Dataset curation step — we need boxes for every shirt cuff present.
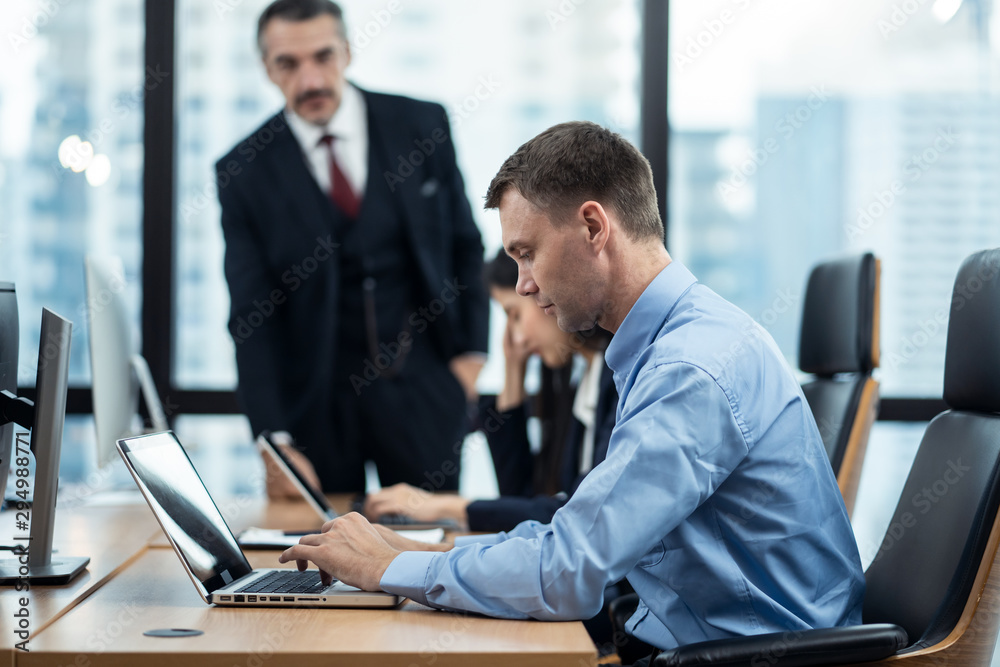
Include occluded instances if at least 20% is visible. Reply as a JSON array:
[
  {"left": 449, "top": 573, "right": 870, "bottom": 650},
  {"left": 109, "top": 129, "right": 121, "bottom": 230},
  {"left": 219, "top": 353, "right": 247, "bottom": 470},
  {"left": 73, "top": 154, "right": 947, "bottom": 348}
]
[
  {"left": 380, "top": 550, "right": 441, "bottom": 604},
  {"left": 453, "top": 533, "right": 504, "bottom": 548}
]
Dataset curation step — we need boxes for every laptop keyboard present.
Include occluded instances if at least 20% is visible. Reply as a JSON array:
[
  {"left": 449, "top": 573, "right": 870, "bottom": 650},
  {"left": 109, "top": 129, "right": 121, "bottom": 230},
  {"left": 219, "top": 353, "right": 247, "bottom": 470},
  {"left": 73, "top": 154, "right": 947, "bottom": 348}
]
[{"left": 235, "top": 570, "right": 331, "bottom": 595}]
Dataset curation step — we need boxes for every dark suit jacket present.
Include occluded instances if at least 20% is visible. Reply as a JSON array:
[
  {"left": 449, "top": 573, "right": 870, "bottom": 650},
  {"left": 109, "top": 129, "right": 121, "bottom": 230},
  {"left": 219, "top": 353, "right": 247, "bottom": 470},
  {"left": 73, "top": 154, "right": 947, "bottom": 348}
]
[
  {"left": 467, "top": 360, "right": 618, "bottom": 532},
  {"left": 216, "top": 87, "right": 489, "bottom": 453}
]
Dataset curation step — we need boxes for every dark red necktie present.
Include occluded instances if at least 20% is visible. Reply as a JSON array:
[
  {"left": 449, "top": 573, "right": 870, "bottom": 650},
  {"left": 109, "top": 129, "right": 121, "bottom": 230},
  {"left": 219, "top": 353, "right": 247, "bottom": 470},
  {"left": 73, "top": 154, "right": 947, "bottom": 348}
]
[{"left": 319, "top": 135, "right": 361, "bottom": 219}]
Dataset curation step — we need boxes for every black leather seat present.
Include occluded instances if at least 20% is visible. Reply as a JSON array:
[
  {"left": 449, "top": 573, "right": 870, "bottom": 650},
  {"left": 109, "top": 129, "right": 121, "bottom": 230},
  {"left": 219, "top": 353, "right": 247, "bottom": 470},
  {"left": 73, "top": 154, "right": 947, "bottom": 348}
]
[
  {"left": 651, "top": 247, "right": 1000, "bottom": 667},
  {"left": 798, "top": 253, "right": 880, "bottom": 516}
]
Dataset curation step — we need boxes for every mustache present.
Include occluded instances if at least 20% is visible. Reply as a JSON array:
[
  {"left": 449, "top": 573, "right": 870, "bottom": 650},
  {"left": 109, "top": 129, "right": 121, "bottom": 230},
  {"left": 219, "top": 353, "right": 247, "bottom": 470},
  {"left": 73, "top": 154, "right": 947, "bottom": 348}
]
[{"left": 295, "top": 89, "right": 334, "bottom": 106}]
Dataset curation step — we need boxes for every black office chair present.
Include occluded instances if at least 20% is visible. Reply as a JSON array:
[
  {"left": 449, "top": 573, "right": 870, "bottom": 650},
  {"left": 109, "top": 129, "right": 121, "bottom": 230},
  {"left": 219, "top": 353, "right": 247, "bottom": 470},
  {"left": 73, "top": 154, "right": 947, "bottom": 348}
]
[
  {"left": 798, "top": 253, "right": 880, "bottom": 517},
  {"left": 650, "top": 248, "right": 1000, "bottom": 667}
]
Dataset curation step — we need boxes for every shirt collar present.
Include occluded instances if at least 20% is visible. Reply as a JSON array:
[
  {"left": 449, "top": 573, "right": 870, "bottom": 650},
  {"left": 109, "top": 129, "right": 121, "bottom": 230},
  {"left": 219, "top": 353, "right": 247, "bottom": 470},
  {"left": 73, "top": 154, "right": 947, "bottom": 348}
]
[
  {"left": 605, "top": 261, "right": 698, "bottom": 380},
  {"left": 284, "top": 82, "right": 366, "bottom": 149}
]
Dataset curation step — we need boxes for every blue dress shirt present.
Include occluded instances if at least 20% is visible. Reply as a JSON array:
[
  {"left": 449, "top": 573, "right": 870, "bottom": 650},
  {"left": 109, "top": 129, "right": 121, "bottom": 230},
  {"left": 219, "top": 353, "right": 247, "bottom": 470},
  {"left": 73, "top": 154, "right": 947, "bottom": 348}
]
[{"left": 380, "top": 262, "right": 865, "bottom": 649}]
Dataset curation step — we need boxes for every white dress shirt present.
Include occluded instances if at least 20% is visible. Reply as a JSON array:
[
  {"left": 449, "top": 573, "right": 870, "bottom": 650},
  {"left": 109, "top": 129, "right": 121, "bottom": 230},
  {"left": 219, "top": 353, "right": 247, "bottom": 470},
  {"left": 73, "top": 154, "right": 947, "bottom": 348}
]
[
  {"left": 572, "top": 351, "right": 604, "bottom": 475},
  {"left": 284, "top": 82, "right": 368, "bottom": 198}
]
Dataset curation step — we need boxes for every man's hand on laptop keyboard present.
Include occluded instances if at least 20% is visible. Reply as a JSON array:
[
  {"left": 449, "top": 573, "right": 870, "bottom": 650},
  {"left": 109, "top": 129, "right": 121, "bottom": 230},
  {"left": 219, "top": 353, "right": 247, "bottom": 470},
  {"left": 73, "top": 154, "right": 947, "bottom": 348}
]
[{"left": 278, "top": 513, "right": 450, "bottom": 591}]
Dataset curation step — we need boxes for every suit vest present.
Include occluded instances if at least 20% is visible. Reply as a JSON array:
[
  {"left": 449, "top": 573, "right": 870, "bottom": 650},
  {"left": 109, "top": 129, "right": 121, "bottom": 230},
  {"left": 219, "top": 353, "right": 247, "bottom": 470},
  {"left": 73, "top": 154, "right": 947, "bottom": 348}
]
[{"left": 333, "top": 122, "right": 419, "bottom": 383}]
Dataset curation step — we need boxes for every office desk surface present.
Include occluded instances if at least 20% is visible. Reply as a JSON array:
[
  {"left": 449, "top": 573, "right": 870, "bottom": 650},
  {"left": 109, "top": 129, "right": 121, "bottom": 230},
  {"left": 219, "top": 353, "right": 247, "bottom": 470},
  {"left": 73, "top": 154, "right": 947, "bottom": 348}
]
[
  {"left": 21, "top": 545, "right": 597, "bottom": 667},
  {"left": 12, "top": 495, "right": 597, "bottom": 667},
  {"left": 1, "top": 504, "right": 160, "bottom": 667}
]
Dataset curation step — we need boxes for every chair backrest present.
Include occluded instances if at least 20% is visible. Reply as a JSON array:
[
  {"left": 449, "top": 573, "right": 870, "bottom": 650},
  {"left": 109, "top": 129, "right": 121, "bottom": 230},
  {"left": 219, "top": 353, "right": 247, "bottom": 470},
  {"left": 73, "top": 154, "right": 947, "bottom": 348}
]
[
  {"left": 798, "top": 253, "right": 880, "bottom": 514},
  {"left": 862, "top": 248, "right": 1000, "bottom": 651}
]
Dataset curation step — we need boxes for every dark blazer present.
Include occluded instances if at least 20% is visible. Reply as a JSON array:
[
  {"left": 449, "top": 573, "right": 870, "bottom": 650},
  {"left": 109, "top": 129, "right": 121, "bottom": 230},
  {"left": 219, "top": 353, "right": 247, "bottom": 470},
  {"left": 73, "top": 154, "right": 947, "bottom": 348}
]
[
  {"left": 467, "top": 360, "right": 618, "bottom": 532},
  {"left": 216, "top": 87, "right": 489, "bottom": 452}
]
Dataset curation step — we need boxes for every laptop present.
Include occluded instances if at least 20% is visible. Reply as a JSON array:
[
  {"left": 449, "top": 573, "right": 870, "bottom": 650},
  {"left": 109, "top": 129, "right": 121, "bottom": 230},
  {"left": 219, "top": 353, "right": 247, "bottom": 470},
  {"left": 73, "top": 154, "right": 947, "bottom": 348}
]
[
  {"left": 117, "top": 431, "right": 402, "bottom": 608},
  {"left": 257, "top": 431, "right": 459, "bottom": 531}
]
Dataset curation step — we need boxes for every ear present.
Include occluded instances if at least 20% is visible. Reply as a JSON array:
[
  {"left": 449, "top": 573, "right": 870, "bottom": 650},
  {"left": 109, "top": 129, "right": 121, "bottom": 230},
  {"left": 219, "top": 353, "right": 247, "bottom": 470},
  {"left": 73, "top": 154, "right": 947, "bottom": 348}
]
[{"left": 578, "top": 201, "right": 610, "bottom": 255}]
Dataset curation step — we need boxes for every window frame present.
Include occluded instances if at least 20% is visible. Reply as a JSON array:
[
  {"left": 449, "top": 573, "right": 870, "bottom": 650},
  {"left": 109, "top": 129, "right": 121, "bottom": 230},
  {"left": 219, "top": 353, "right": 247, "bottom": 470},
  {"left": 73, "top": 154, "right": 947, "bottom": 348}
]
[{"left": 56, "top": 0, "right": 942, "bottom": 424}]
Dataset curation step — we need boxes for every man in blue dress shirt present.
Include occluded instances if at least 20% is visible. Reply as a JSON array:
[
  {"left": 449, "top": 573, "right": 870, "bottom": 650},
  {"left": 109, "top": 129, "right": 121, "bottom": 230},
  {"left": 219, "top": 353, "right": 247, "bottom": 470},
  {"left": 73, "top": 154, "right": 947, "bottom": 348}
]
[{"left": 280, "top": 121, "right": 865, "bottom": 653}]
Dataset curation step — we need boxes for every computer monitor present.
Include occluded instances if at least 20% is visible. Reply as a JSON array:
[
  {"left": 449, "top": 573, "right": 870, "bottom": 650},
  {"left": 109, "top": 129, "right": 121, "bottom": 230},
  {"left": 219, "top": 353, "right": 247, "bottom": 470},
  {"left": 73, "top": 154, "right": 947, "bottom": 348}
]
[
  {"left": 0, "top": 307, "right": 90, "bottom": 584},
  {"left": 0, "top": 283, "right": 17, "bottom": 503},
  {"left": 84, "top": 255, "right": 167, "bottom": 469}
]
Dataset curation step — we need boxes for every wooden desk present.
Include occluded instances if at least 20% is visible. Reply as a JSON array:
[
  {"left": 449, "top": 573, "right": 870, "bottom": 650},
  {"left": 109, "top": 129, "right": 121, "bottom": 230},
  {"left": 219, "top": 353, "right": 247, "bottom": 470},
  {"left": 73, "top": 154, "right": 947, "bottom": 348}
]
[
  {"left": 1, "top": 504, "right": 160, "bottom": 667},
  {"left": 22, "top": 549, "right": 595, "bottom": 667},
  {"left": 13, "top": 497, "right": 598, "bottom": 667}
]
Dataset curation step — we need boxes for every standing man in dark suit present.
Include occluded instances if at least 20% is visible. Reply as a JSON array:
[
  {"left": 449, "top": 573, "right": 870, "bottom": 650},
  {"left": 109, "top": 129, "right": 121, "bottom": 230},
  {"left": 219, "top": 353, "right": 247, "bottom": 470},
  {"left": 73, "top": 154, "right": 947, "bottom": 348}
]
[{"left": 216, "top": 0, "right": 489, "bottom": 493}]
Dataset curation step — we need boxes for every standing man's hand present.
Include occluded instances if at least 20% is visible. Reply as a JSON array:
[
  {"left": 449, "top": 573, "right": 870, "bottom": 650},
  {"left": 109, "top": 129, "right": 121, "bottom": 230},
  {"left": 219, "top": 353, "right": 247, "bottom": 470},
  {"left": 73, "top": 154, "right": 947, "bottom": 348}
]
[
  {"left": 449, "top": 353, "right": 485, "bottom": 401},
  {"left": 365, "top": 483, "right": 471, "bottom": 524},
  {"left": 278, "top": 513, "right": 401, "bottom": 590}
]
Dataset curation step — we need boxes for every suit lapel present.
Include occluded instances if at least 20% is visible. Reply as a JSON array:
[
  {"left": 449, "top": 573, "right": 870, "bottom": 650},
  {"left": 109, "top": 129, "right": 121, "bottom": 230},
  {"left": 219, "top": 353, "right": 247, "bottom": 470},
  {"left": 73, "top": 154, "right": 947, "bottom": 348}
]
[
  {"left": 361, "top": 89, "right": 424, "bottom": 227},
  {"left": 361, "top": 88, "right": 442, "bottom": 295}
]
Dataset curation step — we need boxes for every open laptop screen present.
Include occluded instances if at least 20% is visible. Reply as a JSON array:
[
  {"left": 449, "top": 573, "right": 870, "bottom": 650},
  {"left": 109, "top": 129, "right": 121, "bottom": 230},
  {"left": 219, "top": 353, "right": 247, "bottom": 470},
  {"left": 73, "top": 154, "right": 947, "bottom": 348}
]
[
  {"left": 118, "top": 432, "right": 252, "bottom": 592},
  {"left": 257, "top": 432, "right": 336, "bottom": 521}
]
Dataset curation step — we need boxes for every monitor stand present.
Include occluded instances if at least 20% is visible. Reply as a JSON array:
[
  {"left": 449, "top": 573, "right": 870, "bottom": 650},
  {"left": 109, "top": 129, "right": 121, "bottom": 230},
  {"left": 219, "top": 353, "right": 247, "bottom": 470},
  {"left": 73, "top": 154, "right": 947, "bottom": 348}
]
[
  {"left": 0, "top": 310, "right": 90, "bottom": 585},
  {"left": 0, "top": 553, "right": 91, "bottom": 585}
]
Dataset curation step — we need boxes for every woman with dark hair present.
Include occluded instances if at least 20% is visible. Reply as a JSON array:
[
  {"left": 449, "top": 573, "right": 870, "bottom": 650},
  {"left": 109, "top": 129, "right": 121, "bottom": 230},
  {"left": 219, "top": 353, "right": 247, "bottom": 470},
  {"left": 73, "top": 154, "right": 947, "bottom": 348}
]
[
  {"left": 364, "top": 248, "right": 617, "bottom": 532},
  {"left": 369, "top": 248, "right": 627, "bottom": 652}
]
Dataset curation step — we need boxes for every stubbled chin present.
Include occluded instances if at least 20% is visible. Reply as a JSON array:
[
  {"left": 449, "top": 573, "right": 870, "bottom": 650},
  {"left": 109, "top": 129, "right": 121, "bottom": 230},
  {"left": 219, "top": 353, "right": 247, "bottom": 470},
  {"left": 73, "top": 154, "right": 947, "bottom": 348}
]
[{"left": 297, "top": 102, "right": 337, "bottom": 125}]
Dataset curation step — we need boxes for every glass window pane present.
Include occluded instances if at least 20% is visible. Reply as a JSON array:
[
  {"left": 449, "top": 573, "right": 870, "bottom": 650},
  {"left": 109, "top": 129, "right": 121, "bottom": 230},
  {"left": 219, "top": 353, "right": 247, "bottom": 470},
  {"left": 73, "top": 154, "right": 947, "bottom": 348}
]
[
  {"left": 174, "top": 0, "right": 643, "bottom": 392},
  {"left": 0, "top": 1, "right": 145, "bottom": 387},
  {"left": 172, "top": 414, "right": 259, "bottom": 498},
  {"left": 850, "top": 421, "right": 925, "bottom": 568},
  {"left": 668, "top": 0, "right": 1000, "bottom": 397}
]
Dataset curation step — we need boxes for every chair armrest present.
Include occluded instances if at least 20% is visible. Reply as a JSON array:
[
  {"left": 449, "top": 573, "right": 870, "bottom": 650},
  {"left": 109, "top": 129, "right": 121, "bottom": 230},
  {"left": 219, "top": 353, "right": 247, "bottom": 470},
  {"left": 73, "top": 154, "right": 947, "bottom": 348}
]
[
  {"left": 608, "top": 593, "right": 656, "bottom": 664},
  {"left": 610, "top": 593, "right": 640, "bottom": 635},
  {"left": 652, "top": 623, "right": 908, "bottom": 667}
]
